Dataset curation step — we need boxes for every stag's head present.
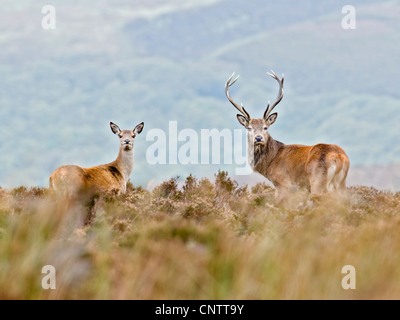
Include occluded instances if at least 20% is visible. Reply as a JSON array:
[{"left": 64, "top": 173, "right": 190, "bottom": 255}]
[
  {"left": 225, "top": 71, "right": 284, "bottom": 146},
  {"left": 110, "top": 122, "right": 144, "bottom": 151}
]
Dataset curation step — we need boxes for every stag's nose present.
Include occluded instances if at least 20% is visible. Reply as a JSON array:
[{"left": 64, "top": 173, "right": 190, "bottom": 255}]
[
  {"left": 124, "top": 139, "right": 130, "bottom": 144},
  {"left": 255, "top": 135, "right": 263, "bottom": 143}
]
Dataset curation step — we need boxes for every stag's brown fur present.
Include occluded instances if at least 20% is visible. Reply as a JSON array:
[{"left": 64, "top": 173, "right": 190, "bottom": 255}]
[
  {"left": 226, "top": 71, "right": 350, "bottom": 199},
  {"left": 252, "top": 131, "right": 350, "bottom": 198}
]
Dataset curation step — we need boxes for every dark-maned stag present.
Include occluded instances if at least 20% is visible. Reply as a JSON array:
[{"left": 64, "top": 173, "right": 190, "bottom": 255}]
[{"left": 225, "top": 71, "right": 349, "bottom": 200}]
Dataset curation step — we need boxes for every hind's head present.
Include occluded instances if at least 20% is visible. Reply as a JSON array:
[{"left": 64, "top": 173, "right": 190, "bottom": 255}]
[{"left": 110, "top": 122, "right": 144, "bottom": 151}]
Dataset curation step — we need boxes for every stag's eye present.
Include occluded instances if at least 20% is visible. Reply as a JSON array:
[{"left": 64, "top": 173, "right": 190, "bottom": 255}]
[
  {"left": 132, "top": 135, "right": 135, "bottom": 138},
  {"left": 118, "top": 134, "right": 122, "bottom": 138},
  {"left": 247, "top": 127, "right": 252, "bottom": 131},
  {"left": 264, "top": 127, "right": 268, "bottom": 130}
]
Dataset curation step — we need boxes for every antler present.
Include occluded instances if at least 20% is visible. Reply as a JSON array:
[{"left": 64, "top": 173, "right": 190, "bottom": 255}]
[
  {"left": 263, "top": 70, "right": 284, "bottom": 120},
  {"left": 225, "top": 72, "right": 251, "bottom": 120}
]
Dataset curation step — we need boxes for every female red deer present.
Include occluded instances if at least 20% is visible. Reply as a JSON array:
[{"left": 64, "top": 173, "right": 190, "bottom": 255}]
[
  {"left": 49, "top": 121, "right": 144, "bottom": 196},
  {"left": 225, "top": 71, "right": 349, "bottom": 200}
]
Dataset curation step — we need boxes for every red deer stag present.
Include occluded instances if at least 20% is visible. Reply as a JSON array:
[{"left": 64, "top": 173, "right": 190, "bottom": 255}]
[{"left": 225, "top": 71, "right": 349, "bottom": 200}]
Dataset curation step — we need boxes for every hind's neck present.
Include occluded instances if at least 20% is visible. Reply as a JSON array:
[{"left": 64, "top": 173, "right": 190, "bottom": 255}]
[{"left": 113, "top": 148, "right": 134, "bottom": 182}]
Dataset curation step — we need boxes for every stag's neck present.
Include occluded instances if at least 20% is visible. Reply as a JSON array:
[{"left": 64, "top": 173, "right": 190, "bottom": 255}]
[
  {"left": 248, "top": 134, "right": 284, "bottom": 175},
  {"left": 112, "top": 147, "right": 134, "bottom": 182}
]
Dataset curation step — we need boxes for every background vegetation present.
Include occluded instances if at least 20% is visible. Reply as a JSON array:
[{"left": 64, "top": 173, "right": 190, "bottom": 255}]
[
  {"left": 1, "top": 1, "right": 399, "bottom": 300},
  {"left": 1, "top": 172, "right": 400, "bottom": 299},
  {"left": 0, "top": 0, "right": 399, "bottom": 189}
]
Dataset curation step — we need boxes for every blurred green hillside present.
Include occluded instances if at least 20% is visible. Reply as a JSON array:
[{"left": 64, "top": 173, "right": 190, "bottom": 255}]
[{"left": 0, "top": 0, "right": 399, "bottom": 188}]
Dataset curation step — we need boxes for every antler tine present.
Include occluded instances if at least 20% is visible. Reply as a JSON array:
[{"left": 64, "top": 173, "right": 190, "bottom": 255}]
[
  {"left": 227, "top": 72, "right": 240, "bottom": 87},
  {"left": 263, "top": 101, "right": 271, "bottom": 119},
  {"left": 225, "top": 72, "right": 251, "bottom": 120},
  {"left": 264, "top": 70, "right": 284, "bottom": 120},
  {"left": 266, "top": 70, "right": 278, "bottom": 80}
]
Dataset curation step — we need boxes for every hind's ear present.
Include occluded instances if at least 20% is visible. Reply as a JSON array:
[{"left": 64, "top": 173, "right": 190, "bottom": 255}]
[
  {"left": 134, "top": 122, "right": 144, "bottom": 135},
  {"left": 110, "top": 122, "right": 121, "bottom": 135}
]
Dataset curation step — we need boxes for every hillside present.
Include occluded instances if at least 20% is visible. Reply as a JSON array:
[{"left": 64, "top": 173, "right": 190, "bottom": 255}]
[
  {"left": 1, "top": 173, "right": 400, "bottom": 299},
  {"left": 348, "top": 163, "right": 400, "bottom": 191},
  {"left": 0, "top": 0, "right": 399, "bottom": 189}
]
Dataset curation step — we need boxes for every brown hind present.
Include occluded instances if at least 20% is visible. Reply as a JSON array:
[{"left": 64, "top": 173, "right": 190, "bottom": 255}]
[{"left": 49, "top": 121, "right": 144, "bottom": 197}]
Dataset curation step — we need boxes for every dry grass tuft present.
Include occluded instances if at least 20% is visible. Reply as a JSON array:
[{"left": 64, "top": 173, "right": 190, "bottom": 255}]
[{"left": 1, "top": 173, "right": 400, "bottom": 299}]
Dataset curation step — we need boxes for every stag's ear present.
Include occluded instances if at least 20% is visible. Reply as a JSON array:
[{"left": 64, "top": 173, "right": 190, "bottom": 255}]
[
  {"left": 266, "top": 113, "right": 278, "bottom": 126},
  {"left": 237, "top": 114, "right": 249, "bottom": 128},
  {"left": 110, "top": 122, "right": 121, "bottom": 135},
  {"left": 133, "top": 122, "right": 144, "bottom": 135}
]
